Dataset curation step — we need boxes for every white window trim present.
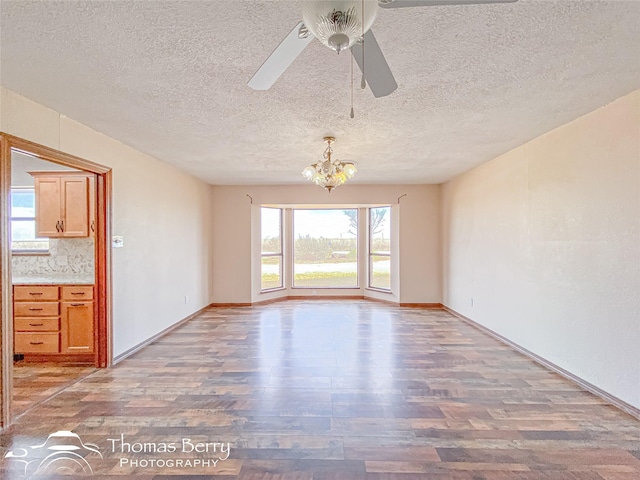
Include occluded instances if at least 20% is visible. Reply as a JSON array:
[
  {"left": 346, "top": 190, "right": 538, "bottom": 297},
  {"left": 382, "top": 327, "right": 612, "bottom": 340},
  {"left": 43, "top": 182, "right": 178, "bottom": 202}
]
[{"left": 10, "top": 187, "right": 50, "bottom": 254}]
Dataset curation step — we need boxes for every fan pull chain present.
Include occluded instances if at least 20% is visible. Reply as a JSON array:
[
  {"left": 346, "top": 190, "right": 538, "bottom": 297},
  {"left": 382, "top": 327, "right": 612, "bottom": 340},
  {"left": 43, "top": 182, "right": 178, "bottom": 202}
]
[
  {"left": 350, "top": 54, "right": 355, "bottom": 119},
  {"left": 361, "top": 0, "right": 366, "bottom": 89}
]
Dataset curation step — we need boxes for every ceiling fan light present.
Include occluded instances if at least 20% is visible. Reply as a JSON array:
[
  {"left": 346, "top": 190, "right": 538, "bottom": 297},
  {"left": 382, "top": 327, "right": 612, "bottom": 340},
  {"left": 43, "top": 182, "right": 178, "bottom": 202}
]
[
  {"left": 328, "top": 32, "right": 350, "bottom": 53},
  {"left": 302, "top": 0, "right": 379, "bottom": 53}
]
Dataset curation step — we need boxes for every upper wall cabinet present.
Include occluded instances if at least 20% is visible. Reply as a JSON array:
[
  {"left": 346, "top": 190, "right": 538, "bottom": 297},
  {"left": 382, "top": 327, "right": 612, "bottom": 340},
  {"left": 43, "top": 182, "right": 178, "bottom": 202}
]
[{"left": 30, "top": 172, "right": 95, "bottom": 238}]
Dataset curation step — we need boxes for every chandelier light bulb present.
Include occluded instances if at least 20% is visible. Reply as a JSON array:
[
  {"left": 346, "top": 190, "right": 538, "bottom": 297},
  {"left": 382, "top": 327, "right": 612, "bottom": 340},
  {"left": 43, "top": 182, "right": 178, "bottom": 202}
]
[
  {"left": 302, "top": 166, "right": 316, "bottom": 180},
  {"left": 343, "top": 163, "right": 357, "bottom": 178}
]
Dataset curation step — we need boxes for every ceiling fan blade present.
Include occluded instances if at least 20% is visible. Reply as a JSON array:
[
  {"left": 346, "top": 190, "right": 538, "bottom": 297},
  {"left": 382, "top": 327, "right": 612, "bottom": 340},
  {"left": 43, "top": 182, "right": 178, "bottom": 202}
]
[
  {"left": 351, "top": 30, "right": 398, "bottom": 98},
  {"left": 379, "top": 0, "right": 517, "bottom": 8},
  {"left": 248, "top": 21, "right": 314, "bottom": 90}
]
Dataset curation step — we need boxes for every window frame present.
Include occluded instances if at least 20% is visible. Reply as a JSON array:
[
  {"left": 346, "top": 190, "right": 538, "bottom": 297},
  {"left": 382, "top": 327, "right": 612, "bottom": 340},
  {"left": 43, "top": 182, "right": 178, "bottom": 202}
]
[
  {"left": 10, "top": 187, "right": 50, "bottom": 255},
  {"left": 260, "top": 206, "right": 284, "bottom": 292},
  {"left": 368, "top": 206, "right": 391, "bottom": 292},
  {"left": 292, "top": 207, "right": 359, "bottom": 290}
]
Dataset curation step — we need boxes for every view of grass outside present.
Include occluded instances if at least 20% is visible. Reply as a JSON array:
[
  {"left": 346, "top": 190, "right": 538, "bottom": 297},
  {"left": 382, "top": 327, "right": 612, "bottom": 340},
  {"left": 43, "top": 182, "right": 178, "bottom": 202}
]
[
  {"left": 369, "top": 206, "right": 391, "bottom": 290},
  {"left": 261, "top": 207, "right": 282, "bottom": 290},
  {"left": 293, "top": 209, "right": 358, "bottom": 288},
  {"left": 261, "top": 207, "right": 391, "bottom": 290}
]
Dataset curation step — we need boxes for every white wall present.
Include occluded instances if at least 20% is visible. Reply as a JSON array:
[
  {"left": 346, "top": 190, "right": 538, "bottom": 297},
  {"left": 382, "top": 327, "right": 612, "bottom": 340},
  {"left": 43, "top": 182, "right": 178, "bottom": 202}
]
[
  {"left": 1, "top": 87, "right": 213, "bottom": 358},
  {"left": 11, "top": 150, "right": 75, "bottom": 186},
  {"left": 442, "top": 89, "right": 640, "bottom": 409},
  {"left": 210, "top": 184, "right": 441, "bottom": 305}
]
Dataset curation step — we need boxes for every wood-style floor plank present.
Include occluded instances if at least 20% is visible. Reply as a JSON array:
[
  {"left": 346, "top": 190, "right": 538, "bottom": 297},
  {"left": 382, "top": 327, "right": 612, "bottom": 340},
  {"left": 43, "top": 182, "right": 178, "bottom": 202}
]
[
  {"left": 1, "top": 300, "right": 639, "bottom": 479},
  {"left": 11, "top": 362, "right": 96, "bottom": 417}
]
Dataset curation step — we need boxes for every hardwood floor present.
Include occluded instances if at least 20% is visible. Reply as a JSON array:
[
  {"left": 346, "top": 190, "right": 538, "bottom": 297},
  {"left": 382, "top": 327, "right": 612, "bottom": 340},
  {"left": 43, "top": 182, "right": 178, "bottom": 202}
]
[
  {"left": 12, "top": 362, "right": 96, "bottom": 418},
  {"left": 1, "top": 300, "right": 639, "bottom": 479}
]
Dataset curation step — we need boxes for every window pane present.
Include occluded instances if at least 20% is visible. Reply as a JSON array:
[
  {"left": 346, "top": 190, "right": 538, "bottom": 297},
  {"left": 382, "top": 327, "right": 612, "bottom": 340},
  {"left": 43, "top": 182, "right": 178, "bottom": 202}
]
[
  {"left": 370, "top": 255, "right": 391, "bottom": 290},
  {"left": 261, "top": 208, "right": 281, "bottom": 254},
  {"left": 293, "top": 209, "right": 358, "bottom": 288},
  {"left": 370, "top": 207, "right": 390, "bottom": 254},
  {"left": 11, "top": 219, "right": 36, "bottom": 241},
  {"left": 262, "top": 256, "right": 282, "bottom": 290},
  {"left": 11, "top": 189, "right": 35, "bottom": 217},
  {"left": 10, "top": 219, "right": 49, "bottom": 251}
]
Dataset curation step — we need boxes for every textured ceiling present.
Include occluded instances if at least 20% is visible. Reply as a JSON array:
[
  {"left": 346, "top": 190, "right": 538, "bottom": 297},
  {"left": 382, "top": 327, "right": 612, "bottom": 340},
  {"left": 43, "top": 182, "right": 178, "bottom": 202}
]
[{"left": 1, "top": 0, "right": 639, "bottom": 185}]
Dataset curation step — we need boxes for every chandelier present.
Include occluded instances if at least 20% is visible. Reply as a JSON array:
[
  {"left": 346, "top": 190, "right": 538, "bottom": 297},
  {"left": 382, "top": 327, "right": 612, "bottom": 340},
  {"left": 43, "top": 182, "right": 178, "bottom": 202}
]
[{"left": 302, "top": 136, "right": 357, "bottom": 192}]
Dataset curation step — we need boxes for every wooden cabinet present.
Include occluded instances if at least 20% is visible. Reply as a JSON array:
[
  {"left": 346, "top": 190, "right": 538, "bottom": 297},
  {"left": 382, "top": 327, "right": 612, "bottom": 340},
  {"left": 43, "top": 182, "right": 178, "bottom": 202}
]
[
  {"left": 30, "top": 172, "right": 94, "bottom": 238},
  {"left": 60, "top": 286, "right": 94, "bottom": 353},
  {"left": 13, "top": 286, "right": 60, "bottom": 354},
  {"left": 13, "top": 285, "right": 95, "bottom": 361}
]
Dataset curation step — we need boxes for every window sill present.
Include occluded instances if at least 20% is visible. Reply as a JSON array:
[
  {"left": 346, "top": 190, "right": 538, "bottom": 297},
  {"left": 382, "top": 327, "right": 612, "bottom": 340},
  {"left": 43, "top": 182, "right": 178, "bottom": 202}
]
[
  {"left": 11, "top": 250, "right": 50, "bottom": 256},
  {"left": 291, "top": 286, "right": 360, "bottom": 290},
  {"left": 365, "top": 287, "right": 393, "bottom": 294},
  {"left": 261, "top": 287, "right": 286, "bottom": 294}
]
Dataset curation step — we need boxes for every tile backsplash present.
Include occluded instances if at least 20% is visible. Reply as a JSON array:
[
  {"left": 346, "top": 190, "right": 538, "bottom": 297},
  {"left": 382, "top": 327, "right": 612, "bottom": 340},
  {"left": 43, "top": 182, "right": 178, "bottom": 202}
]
[{"left": 12, "top": 238, "right": 95, "bottom": 277}]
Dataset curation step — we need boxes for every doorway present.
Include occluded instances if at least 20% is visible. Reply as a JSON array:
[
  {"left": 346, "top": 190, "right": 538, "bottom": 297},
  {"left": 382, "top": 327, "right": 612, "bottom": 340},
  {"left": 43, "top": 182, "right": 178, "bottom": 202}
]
[{"left": 0, "top": 133, "right": 112, "bottom": 427}]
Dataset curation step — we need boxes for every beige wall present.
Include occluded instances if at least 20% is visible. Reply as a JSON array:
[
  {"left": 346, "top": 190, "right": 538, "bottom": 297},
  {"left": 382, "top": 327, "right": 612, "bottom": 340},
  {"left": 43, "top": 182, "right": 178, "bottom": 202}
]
[
  {"left": 442, "top": 89, "right": 640, "bottom": 409},
  {"left": 1, "top": 87, "right": 213, "bottom": 358},
  {"left": 210, "top": 185, "right": 441, "bottom": 305}
]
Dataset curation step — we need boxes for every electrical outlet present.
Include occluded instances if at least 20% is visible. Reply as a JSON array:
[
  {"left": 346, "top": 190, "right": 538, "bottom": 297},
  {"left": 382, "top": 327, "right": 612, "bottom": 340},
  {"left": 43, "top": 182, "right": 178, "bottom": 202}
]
[
  {"left": 184, "top": 295, "right": 189, "bottom": 304},
  {"left": 471, "top": 297, "right": 474, "bottom": 307}
]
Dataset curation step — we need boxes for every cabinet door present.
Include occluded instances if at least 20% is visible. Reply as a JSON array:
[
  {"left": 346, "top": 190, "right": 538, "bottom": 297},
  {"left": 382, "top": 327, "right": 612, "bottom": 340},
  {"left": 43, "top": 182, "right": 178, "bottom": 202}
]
[
  {"left": 61, "top": 301, "right": 94, "bottom": 353},
  {"left": 34, "top": 177, "right": 62, "bottom": 237},
  {"left": 61, "top": 176, "right": 89, "bottom": 237}
]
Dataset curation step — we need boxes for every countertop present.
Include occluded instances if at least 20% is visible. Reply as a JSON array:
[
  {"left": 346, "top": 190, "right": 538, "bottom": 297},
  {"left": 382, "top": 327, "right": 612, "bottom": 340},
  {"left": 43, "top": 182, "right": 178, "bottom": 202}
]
[{"left": 13, "top": 275, "right": 95, "bottom": 285}]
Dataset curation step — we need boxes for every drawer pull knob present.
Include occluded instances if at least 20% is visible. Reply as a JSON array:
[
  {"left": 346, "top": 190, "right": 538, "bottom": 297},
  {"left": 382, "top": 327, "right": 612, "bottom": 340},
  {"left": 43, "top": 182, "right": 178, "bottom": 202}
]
[
  {"left": 28, "top": 308, "right": 43, "bottom": 311},
  {"left": 30, "top": 342, "right": 44, "bottom": 345},
  {"left": 70, "top": 303, "right": 85, "bottom": 307},
  {"left": 29, "top": 323, "right": 44, "bottom": 326},
  {"left": 29, "top": 292, "right": 43, "bottom": 296},
  {"left": 70, "top": 292, "right": 86, "bottom": 295}
]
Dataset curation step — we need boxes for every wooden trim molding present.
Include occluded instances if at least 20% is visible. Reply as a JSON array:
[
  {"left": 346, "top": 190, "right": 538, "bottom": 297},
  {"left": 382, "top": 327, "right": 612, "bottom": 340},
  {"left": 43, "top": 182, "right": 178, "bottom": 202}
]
[
  {"left": 399, "top": 302, "right": 443, "bottom": 309},
  {"left": 0, "top": 135, "right": 13, "bottom": 428},
  {"left": 209, "top": 302, "right": 253, "bottom": 307},
  {"left": 442, "top": 305, "right": 640, "bottom": 421},
  {"left": 4, "top": 134, "right": 111, "bottom": 174},
  {"left": 112, "top": 305, "right": 211, "bottom": 364},
  {"left": 214, "top": 297, "right": 445, "bottom": 308},
  {"left": 96, "top": 170, "right": 112, "bottom": 368},
  {"left": 0, "top": 132, "right": 113, "bottom": 429},
  {"left": 18, "top": 354, "right": 95, "bottom": 364}
]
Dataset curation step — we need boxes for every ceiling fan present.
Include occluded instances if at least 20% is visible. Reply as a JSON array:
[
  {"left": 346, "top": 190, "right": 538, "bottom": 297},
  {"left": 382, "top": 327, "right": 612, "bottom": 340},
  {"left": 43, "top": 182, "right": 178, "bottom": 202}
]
[{"left": 248, "top": 0, "right": 518, "bottom": 98}]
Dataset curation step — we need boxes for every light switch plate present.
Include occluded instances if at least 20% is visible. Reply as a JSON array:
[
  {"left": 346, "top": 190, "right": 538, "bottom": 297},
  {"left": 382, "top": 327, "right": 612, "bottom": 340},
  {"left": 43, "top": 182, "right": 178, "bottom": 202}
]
[{"left": 112, "top": 236, "right": 124, "bottom": 248}]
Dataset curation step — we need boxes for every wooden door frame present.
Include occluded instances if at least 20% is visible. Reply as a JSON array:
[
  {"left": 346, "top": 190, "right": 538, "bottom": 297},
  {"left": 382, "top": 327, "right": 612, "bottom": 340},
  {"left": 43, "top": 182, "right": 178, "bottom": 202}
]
[{"left": 0, "top": 133, "right": 112, "bottom": 428}]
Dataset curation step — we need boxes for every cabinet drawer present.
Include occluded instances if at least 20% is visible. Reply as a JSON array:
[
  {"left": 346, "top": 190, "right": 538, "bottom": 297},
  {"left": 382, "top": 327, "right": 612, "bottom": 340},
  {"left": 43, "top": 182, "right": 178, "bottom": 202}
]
[
  {"left": 61, "top": 285, "right": 94, "bottom": 301},
  {"left": 15, "top": 332, "right": 60, "bottom": 353},
  {"left": 15, "top": 318, "right": 60, "bottom": 332},
  {"left": 14, "top": 286, "right": 59, "bottom": 301},
  {"left": 14, "top": 302, "right": 59, "bottom": 317}
]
